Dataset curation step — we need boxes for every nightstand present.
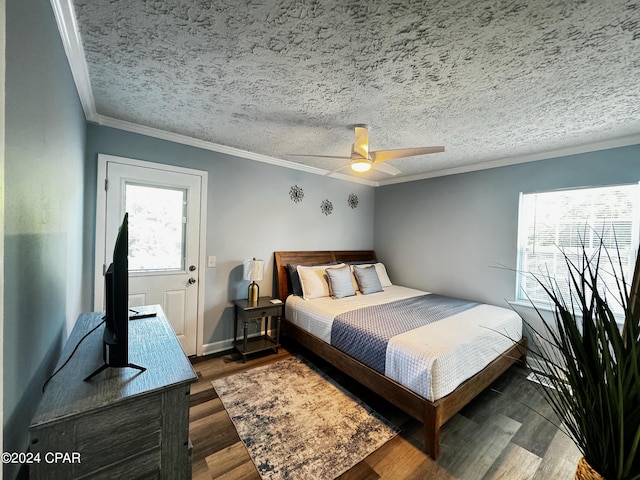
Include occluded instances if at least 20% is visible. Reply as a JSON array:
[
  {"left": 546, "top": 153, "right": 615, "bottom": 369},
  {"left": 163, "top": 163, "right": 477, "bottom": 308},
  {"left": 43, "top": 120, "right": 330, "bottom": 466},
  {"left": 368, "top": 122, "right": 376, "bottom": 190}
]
[{"left": 233, "top": 297, "right": 282, "bottom": 362}]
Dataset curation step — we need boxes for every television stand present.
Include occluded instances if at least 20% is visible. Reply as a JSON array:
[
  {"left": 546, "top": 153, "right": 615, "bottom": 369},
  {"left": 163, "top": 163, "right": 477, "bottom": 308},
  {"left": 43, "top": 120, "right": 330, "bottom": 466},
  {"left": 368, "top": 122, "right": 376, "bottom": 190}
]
[
  {"left": 83, "top": 326, "right": 147, "bottom": 381},
  {"left": 83, "top": 361, "right": 146, "bottom": 382},
  {"left": 29, "top": 305, "right": 197, "bottom": 480}
]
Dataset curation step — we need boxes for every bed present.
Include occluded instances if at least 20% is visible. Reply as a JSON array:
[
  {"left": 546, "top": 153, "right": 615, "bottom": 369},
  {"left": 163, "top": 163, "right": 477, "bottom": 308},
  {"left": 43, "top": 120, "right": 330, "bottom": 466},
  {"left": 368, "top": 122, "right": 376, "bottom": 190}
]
[{"left": 274, "top": 250, "right": 527, "bottom": 459}]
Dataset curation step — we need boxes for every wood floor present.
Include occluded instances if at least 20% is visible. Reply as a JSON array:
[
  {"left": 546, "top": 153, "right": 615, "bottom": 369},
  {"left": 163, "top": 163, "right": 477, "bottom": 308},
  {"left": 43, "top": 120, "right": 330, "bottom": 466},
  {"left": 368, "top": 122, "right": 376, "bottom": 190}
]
[{"left": 189, "top": 342, "right": 581, "bottom": 480}]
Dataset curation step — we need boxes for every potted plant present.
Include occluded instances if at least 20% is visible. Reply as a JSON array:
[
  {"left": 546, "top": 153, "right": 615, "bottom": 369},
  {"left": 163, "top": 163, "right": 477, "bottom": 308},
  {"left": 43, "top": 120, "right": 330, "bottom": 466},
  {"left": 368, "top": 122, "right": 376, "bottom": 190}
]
[{"left": 522, "top": 239, "right": 640, "bottom": 480}]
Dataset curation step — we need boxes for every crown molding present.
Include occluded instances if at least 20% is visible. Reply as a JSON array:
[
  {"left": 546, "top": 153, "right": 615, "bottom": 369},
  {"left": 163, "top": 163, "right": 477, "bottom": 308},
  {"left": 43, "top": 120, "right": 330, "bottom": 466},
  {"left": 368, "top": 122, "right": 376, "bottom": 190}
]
[
  {"left": 50, "top": 0, "right": 97, "bottom": 121},
  {"left": 376, "top": 133, "right": 640, "bottom": 186},
  {"left": 325, "top": 171, "right": 379, "bottom": 187}
]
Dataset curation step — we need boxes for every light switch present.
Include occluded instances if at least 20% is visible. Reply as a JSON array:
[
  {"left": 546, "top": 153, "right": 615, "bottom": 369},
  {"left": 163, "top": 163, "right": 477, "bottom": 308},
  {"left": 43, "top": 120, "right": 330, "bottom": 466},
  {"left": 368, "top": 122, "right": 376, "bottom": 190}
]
[{"left": 207, "top": 256, "right": 216, "bottom": 268}]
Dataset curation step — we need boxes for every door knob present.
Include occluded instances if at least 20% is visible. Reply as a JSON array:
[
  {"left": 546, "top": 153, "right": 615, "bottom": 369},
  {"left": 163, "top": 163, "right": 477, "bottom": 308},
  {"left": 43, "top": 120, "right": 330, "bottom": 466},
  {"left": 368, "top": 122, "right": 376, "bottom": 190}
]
[
  {"left": 189, "top": 265, "right": 196, "bottom": 271},
  {"left": 188, "top": 277, "right": 196, "bottom": 285}
]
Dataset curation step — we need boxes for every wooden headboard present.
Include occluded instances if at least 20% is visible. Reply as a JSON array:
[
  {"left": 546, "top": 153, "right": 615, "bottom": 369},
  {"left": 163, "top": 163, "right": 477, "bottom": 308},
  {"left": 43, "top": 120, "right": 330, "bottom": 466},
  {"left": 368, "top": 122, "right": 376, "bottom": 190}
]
[{"left": 273, "top": 250, "right": 377, "bottom": 301}]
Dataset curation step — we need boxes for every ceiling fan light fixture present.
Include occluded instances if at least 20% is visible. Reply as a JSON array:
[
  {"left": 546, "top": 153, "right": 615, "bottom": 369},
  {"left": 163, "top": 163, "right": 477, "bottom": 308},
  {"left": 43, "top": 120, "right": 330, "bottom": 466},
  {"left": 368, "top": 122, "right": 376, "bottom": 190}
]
[{"left": 351, "top": 160, "right": 372, "bottom": 172}]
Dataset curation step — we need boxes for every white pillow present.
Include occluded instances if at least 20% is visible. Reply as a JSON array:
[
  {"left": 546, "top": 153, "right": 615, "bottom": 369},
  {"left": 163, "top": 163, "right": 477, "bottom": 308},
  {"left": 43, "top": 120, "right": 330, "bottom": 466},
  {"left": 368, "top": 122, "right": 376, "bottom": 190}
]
[
  {"left": 374, "top": 262, "right": 393, "bottom": 287},
  {"left": 297, "top": 263, "right": 345, "bottom": 300}
]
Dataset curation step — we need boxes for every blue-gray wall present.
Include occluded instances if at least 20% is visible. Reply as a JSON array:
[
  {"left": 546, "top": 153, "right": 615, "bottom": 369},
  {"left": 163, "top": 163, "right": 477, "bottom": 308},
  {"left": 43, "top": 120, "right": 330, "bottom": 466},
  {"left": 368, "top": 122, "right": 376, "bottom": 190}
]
[
  {"left": 3, "top": 0, "right": 87, "bottom": 477},
  {"left": 373, "top": 145, "right": 640, "bottom": 339},
  {"left": 85, "top": 125, "right": 375, "bottom": 349}
]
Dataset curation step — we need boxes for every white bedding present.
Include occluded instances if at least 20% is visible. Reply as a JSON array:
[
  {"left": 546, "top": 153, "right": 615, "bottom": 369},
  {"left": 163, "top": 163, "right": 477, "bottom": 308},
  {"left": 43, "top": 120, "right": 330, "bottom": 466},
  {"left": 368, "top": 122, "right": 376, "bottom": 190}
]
[{"left": 285, "top": 285, "right": 522, "bottom": 401}]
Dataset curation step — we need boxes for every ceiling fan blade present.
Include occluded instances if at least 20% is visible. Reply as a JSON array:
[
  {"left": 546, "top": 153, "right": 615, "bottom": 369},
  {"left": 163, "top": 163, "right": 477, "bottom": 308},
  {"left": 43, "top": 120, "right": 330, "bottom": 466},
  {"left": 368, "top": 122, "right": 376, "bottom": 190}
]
[
  {"left": 372, "top": 161, "right": 401, "bottom": 176},
  {"left": 353, "top": 126, "right": 369, "bottom": 159},
  {"left": 325, "top": 163, "right": 351, "bottom": 175},
  {"left": 287, "top": 154, "right": 353, "bottom": 160},
  {"left": 371, "top": 146, "right": 445, "bottom": 163}
]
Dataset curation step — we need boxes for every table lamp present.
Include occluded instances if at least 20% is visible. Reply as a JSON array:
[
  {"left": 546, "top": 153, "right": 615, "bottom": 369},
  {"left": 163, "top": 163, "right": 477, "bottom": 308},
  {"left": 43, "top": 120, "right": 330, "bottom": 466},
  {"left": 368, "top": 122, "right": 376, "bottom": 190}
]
[{"left": 244, "top": 258, "right": 264, "bottom": 305}]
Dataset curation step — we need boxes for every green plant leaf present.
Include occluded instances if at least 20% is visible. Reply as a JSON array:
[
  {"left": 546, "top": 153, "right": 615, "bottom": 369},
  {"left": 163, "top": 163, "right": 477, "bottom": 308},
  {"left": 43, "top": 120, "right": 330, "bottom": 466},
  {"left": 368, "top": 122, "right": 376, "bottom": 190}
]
[{"left": 519, "top": 235, "right": 640, "bottom": 480}]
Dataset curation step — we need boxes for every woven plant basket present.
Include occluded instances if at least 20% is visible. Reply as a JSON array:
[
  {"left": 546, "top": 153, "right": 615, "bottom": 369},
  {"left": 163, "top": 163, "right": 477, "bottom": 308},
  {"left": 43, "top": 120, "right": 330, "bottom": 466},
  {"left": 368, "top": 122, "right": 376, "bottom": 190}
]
[{"left": 575, "top": 457, "right": 606, "bottom": 480}]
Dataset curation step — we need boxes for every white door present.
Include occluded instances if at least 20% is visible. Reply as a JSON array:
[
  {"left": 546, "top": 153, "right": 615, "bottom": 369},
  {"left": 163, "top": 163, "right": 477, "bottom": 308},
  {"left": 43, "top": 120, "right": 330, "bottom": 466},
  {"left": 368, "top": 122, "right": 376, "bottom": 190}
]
[{"left": 95, "top": 156, "right": 206, "bottom": 356}]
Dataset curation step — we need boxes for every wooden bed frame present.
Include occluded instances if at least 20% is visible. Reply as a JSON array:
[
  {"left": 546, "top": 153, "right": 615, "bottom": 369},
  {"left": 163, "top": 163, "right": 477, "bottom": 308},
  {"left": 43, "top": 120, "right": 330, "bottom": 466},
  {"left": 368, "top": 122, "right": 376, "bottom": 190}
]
[{"left": 274, "top": 250, "right": 527, "bottom": 459}]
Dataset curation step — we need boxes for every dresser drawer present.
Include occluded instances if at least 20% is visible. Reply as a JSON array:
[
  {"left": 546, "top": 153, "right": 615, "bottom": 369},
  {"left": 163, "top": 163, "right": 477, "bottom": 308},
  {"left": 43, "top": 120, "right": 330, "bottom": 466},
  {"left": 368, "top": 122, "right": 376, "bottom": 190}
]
[
  {"left": 77, "top": 447, "right": 161, "bottom": 480},
  {"left": 73, "top": 396, "right": 162, "bottom": 475},
  {"left": 244, "top": 306, "right": 281, "bottom": 320}
]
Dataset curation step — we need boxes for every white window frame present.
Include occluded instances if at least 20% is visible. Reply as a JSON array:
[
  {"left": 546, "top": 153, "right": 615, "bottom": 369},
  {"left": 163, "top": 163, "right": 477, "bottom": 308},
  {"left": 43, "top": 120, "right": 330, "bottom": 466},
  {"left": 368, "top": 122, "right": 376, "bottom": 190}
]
[{"left": 515, "top": 183, "right": 640, "bottom": 316}]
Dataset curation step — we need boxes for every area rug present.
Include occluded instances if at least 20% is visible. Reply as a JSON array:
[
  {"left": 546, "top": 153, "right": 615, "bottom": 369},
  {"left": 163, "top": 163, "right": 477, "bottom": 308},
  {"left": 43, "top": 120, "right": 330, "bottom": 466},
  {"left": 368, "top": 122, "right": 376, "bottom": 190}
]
[{"left": 212, "top": 356, "right": 399, "bottom": 480}]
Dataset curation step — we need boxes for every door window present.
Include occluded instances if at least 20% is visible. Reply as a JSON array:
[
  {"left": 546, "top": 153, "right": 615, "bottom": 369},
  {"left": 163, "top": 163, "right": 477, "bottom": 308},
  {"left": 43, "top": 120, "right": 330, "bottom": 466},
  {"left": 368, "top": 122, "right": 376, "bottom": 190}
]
[{"left": 125, "top": 183, "right": 187, "bottom": 272}]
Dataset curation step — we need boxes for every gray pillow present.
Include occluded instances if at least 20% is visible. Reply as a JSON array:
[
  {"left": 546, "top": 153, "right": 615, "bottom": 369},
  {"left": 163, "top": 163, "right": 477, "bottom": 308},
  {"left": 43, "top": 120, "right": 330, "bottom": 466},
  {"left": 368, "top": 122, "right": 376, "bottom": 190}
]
[
  {"left": 286, "top": 264, "right": 303, "bottom": 296},
  {"left": 325, "top": 265, "right": 356, "bottom": 299},
  {"left": 353, "top": 265, "right": 383, "bottom": 294}
]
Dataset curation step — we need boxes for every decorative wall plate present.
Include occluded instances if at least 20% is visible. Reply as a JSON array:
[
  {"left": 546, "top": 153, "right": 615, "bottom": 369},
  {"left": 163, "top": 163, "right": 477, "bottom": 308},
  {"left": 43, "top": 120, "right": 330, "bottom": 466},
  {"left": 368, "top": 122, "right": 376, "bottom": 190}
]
[
  {"left": 289, "top": 185, "right": 304, "bottom": 203},
  {"left": 321, "top": 199, "right": 333, "bottom": 216},
  {"left": 348, "top": 193, "right": 358, "bottom": 209}
]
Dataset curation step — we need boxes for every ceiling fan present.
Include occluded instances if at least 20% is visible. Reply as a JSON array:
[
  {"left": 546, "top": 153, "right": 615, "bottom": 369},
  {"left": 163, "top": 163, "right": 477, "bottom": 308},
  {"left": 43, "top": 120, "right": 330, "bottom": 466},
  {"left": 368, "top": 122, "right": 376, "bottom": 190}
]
[{"left": 292, "top": 125, "right": 444, "bottom": 175}]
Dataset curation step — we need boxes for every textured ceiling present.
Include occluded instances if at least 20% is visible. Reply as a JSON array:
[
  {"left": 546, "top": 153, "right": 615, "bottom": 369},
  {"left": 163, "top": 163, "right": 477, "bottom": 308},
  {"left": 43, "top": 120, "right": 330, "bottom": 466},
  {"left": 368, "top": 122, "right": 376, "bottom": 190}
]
[{"left": 67, "top": 0, "right": 640, "bottom": 184}]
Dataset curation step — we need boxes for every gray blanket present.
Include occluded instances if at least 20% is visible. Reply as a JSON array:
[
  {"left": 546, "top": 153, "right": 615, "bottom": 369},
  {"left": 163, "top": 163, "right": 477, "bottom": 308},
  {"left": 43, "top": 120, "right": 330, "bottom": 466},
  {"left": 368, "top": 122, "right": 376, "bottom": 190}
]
[{"left": 330, "top": 294, "right": 478, "bottom": 374}]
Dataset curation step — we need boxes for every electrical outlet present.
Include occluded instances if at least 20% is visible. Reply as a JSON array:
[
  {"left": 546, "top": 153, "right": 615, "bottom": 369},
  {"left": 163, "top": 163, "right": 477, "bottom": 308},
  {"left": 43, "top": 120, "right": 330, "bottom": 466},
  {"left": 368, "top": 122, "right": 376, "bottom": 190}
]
[{"left": 207, "top": 256, "right": 216, "bottom": 268}]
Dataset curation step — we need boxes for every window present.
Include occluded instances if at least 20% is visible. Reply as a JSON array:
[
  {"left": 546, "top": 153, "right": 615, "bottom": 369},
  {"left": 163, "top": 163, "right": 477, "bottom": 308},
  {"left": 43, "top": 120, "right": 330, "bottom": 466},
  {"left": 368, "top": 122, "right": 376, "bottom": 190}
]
[
  {"left": 516, "top": 184, "right": 640, "bottom": 314},
  {"left": 125, "top": 183, "right": 187, "bottom": 272}
]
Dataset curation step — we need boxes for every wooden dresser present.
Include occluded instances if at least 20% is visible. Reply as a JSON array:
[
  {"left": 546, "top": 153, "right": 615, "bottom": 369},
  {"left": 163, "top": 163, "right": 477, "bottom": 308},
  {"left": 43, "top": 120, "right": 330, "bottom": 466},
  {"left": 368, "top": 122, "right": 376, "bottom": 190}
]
[{"left": 29, "top": 305, "right": 197, "bottom": 480}]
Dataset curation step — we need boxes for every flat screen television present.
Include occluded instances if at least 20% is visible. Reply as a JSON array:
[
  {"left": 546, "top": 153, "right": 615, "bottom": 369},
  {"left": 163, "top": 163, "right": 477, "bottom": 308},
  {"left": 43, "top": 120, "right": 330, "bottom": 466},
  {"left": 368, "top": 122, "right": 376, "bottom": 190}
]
[
  {"left": 85, "top": 213, "right": 145, "bottom": 381},
  {"left": 103, "top": 212, "right": 130, "bottom": 366}
]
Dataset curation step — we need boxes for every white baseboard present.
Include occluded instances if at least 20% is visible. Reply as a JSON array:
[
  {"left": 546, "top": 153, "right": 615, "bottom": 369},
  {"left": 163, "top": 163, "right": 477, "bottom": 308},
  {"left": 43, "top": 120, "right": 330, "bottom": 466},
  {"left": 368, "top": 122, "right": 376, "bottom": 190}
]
[
  {"left": 199, "top": 329, "right": 277, "bottom": 357},
  {"left": 199, "top": 339, "right": 234, "bottom": 356}
]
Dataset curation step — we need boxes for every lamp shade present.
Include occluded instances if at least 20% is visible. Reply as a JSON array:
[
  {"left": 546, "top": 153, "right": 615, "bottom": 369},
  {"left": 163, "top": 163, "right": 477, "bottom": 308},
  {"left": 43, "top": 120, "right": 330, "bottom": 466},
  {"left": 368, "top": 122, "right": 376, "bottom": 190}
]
[{"left": 244, "top": 258, "right": 264, "bottom": 282}]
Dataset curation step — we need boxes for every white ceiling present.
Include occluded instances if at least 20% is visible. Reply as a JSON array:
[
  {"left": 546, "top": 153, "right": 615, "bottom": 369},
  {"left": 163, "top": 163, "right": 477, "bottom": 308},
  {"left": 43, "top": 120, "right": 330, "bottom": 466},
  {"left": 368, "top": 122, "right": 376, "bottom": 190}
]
[{"left": 56, "top": 0, "right": 640, "bottom": 185}]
